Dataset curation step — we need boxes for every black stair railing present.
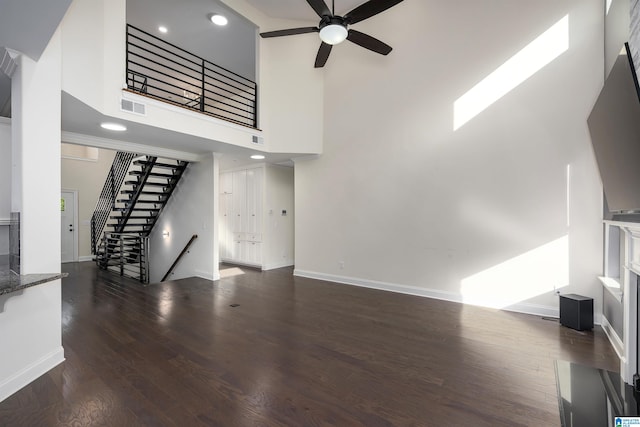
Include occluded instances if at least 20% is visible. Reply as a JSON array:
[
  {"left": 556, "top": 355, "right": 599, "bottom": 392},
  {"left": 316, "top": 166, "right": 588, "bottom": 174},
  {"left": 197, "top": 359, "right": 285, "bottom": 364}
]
[
  {"left": 126, "top": 24, "right": 258, "bottom": 128},
  {"left": 91, "top": 152, "right": 137, "bottom": 254},
  {"left": 99, "top": 232, "right": 149, "bottom": 283},
  {"left": 162, "top": 234, "right": 198, "bottom": 282},
  {"left": 115, "top": 156, "right": 158, "bottom": 233},
  {"left": 93, "top": 155, "right": 189, "bottom": 284}
]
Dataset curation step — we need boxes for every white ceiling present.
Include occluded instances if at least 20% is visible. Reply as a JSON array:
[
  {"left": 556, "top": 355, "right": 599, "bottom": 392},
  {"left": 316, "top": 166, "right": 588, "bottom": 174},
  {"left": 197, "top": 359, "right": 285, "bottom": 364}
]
[
  {"left": 0, "top": 0, "right": 73, "bottom": 61},
  {"left": 245, "top": 0, "right": 366, "bottom": 21},
  {"left": 127, "top": 0, "right": 257, "bottom": 81},
  {"left": 61, "top": 92, "right": 297, "bottom": 169},
  {"left": 3, "top": 0, "right": 367, "bottom": 166}
]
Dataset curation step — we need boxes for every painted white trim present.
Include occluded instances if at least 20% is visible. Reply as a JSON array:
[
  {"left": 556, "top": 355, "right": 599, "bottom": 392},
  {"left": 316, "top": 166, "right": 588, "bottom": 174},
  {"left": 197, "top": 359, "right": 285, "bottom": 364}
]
[
  {"left": 293, "top": 269, "right": 561, "bottom": 319},
  {"left": 599, "top": 276, "right": 623, "bottom": 302},
  {"left": 61, "top": 154, "right": 98, "bottom": 163},
  {"left": 212, "top": 273, "right": 221, "bottom": 281},
  {"left": 602, "top": 314, "right": 625, "bottom": 360},
  {"left": 0, "top": 117, "right": 10, "bottom": 126},
  {"left": 262, "top": 261, "right": 294, "bottom": 271},
  {"left": 0, "top": 347, "right": 64, "bottom": 403},
  {"left": 78, "top": 256, "right": 94, "bottom": 262},
  {"left": 61, "top": 131, "right": 203, "bottom": 163},
  {"left": 295, "top": 269, "right": 462, "bottom": 301}
]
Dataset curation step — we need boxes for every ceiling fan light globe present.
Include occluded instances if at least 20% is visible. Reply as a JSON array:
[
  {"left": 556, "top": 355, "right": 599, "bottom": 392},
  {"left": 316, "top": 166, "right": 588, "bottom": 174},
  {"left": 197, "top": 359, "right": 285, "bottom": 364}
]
[{"left": 319, "top": 24, "right": 348, "bottom": 45}]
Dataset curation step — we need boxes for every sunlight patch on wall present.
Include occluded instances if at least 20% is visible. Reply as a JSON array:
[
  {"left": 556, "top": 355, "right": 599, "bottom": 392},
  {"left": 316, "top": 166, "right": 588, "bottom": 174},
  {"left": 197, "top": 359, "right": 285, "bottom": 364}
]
[
  {"left": 453, "top": 15, "right": 569, "bottom": 131},
  {"left": 461, "top": 235, "right": 568, "bottom": 309}
]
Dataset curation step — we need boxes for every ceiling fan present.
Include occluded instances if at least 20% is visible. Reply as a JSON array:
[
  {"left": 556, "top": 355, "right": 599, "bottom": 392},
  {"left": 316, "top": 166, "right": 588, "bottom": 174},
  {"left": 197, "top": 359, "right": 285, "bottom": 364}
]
[{"left": 259, "top": 0, "right": 405, "bottom": 68}]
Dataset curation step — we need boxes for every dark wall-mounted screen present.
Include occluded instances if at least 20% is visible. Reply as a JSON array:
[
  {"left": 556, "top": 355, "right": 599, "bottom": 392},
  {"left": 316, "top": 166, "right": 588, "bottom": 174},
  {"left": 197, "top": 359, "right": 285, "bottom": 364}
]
[{"left": 588, "top": 43, "right": 640, "bottom": 213}]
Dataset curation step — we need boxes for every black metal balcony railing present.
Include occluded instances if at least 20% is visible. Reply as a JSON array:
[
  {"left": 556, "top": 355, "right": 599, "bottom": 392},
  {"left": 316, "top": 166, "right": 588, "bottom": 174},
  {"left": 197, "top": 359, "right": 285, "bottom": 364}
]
[{"left": 126, "top": 24, "right": 258, "bottom": 128}]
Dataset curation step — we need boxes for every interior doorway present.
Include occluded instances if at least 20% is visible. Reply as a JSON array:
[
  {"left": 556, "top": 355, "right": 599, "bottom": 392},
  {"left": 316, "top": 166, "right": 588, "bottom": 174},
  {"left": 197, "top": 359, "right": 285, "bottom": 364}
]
[{"left": 61, "top": 190, "right": 78, "bottom": 263}]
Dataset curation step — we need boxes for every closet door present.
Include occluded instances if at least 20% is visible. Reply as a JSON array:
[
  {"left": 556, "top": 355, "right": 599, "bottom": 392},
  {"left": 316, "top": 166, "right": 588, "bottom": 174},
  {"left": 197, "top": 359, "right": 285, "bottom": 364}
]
[
  {"left": 220, "top": 172, "right": 233, "bottom": 195},
  {"left": 219, "top": 192, "right": 233, "bottom": 260},
  {"left": 245, "top": 167, "right": 263, "bottom": 236},
  {"left": 231, "top": 170, "right": 246, "bottom": 233}
]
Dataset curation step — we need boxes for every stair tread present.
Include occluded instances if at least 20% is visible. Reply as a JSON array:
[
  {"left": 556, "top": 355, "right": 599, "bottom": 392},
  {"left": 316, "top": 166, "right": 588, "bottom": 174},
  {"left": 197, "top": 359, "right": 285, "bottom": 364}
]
[
  {"left": 121, "top": 190, "right": 168, "bottom": 195},
  {"left": 124, "top": 181, "right": 168, "bottom": 187},
  {"left": 116, "top": 199, "right": 161, "bottom": 203},
  {"left": 129, "top": 171, "right": 177, "bottom": 178},
  {"left": 113, "top": 208, "right": 160, "bottom": 212},
  {"left": 133, "top": 160, "right": 187, "bottom": 169},
  {"left": 109, "top": 216, "right": 155, "bottom": 219}
]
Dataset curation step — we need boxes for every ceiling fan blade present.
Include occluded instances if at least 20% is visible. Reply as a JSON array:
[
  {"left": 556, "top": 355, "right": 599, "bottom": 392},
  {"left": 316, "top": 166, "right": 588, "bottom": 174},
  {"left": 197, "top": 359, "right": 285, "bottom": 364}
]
[
  {"left": 344, "top": 0, "right": 404, "bottom": 25},
  {"left": 315, "top": 42, "right": 333, "bottom": 68},
  {"left": 260, "top": 27, "right": 319, "bottom": 38},
  {"left": 306, "top": 0, "right": 332, "bottom": 18},
  {"left": 347, "top": 30, "right": 392, "bottom": 55}
]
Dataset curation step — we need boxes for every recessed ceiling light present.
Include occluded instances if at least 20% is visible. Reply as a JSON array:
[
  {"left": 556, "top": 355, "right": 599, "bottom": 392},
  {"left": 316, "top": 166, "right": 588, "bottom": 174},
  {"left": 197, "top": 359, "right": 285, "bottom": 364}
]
[
  {"left": 100, "top": 122, "right": 127, "bottom": 131},
  {"left": 250, "top": 154, "right": 265, "bottom": 160},
  {"left": 158, "top": 26, "right": 168, "bottom": 33},
  {"left": 210, "top": 14, "right": 228, "bottom": 26}
]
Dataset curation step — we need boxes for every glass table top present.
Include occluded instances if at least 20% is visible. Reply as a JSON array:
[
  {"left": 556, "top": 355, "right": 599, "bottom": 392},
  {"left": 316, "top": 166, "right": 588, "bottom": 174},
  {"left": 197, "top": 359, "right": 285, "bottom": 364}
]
[{"left": 555, "top": 360, "right": 640, "bottom": 427}]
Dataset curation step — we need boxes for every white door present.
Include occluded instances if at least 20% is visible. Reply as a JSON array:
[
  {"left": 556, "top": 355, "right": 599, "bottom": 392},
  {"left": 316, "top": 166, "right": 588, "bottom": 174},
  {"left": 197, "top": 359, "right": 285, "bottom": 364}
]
[{"left": 61, "top": 191, "right": 77, "bottom": 263}]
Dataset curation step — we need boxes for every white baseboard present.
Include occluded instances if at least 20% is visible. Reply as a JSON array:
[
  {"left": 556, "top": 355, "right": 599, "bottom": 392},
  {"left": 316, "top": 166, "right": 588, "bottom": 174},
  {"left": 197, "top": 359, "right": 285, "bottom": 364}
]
[
  {"left": 194, "top": 270, "right": 215, "bottom": 281},
  {"left": 601, "top": 315, "right": 624, "bottom": 360},
  {"left": 0, "top": 346, "right": 65, "bottom": 402},
  {"left": 78, "top": 256, "right": 94, "bottom": 262},
  {"left": 262, "top": 260, "right": 294, "bottom": 271},
  {"left": 294, "top": 269, "right": 461, "bottom": 301},
  {"left": 293, "top": 269, "right": 560, "bottom": 319}
]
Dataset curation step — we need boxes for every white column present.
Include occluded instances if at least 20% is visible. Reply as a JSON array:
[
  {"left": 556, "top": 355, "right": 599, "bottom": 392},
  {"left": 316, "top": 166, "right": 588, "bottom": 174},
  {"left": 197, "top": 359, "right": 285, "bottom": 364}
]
[
  {"left": 0, "top": 29, "right": 64, "bottom": 402},
  {"left": 12, "top": 36, "right": 62, "bottom": 273}
]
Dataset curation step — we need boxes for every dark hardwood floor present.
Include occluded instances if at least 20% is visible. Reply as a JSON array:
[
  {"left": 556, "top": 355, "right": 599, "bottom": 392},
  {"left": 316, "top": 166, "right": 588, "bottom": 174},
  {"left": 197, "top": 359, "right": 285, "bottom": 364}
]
[{"left": 0, "top": 262, "right": 618, "bottom": 426}]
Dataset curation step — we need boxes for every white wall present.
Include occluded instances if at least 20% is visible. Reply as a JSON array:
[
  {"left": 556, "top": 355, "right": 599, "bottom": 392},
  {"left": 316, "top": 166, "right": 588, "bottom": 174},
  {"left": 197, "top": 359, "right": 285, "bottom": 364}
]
[
  {"left": 295, "top": 0, "right": 605, "bottom": 317},
  {"left": 61, "top": 0, "right": 323, "bottom": 156},
  {"left": 263, "top": 165, "right": 294, "bottom": 270},
  {"left": 606, "top": 0, "right": 631, "bottom": 75},
  {"left": 1, "top": 29, "right": 64, "bottom": 402},
  {"left": 148, "top": 155, "right": 216, "bottom": 283},
  {"left": 61, "top": 147, "right": 116, "bottom": 259},
  {"left": 0, "top": 119, "right": 10, "bottom": 255}
]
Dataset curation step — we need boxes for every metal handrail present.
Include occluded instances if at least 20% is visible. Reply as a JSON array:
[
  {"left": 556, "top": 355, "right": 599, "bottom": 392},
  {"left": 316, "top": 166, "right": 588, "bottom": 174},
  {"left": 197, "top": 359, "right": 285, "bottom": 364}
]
[
  {"left": 126, "top": 24, "right": 258, "bottom": 128},
  {"left": 162, "top": 234, "right": 198, "bottom": 282}
]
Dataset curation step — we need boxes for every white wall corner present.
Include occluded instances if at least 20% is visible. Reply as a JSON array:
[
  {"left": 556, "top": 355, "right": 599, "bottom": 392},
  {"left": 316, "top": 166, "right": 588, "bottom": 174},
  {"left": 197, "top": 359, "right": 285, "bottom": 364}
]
[{"left": 0, "top": 347, "right": 64, "bottom": 403}]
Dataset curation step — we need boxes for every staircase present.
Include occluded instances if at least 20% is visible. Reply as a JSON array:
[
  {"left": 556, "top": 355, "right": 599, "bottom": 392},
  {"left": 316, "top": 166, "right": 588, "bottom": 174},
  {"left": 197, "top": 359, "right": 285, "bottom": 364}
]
[{"left": 92, "top": 154, "right": 188, "bottom": 283}]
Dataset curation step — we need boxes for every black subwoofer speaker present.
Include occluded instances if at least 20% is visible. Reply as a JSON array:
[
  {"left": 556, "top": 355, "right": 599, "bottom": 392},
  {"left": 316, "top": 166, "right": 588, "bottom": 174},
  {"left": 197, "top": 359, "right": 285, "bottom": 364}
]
[{"left": 559, "top": 294, "right": 593, "bottom": 331}]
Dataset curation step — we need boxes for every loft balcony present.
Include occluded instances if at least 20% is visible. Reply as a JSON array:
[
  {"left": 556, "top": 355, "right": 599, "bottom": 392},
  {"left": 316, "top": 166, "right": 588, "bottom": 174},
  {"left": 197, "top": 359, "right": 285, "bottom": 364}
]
[{"left": 125, "top": 25, "right": 258, "bottom": 129}]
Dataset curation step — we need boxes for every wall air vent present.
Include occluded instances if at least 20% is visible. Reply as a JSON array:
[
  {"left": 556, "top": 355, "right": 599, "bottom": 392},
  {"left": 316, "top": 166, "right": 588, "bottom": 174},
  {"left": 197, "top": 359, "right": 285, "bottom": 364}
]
[
  {"left": 251, "top": 135, "right": 264, "bottom": 145},
  {"left": 120, "top": 98, "right": 146, "bottom": 115}
]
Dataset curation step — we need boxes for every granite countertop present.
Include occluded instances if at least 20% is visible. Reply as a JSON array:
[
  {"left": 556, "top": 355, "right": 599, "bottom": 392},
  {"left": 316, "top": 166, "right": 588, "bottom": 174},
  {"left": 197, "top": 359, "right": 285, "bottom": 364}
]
[{"left": 0, "top": 260, "right": 67, "bottom": 296}]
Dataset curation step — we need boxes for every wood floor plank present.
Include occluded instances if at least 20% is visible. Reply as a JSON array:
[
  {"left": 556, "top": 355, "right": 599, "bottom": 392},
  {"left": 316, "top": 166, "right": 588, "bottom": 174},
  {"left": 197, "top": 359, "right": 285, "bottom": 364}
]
[{"left": 0, "top": 262, "right": 620, "bottom": 426}]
